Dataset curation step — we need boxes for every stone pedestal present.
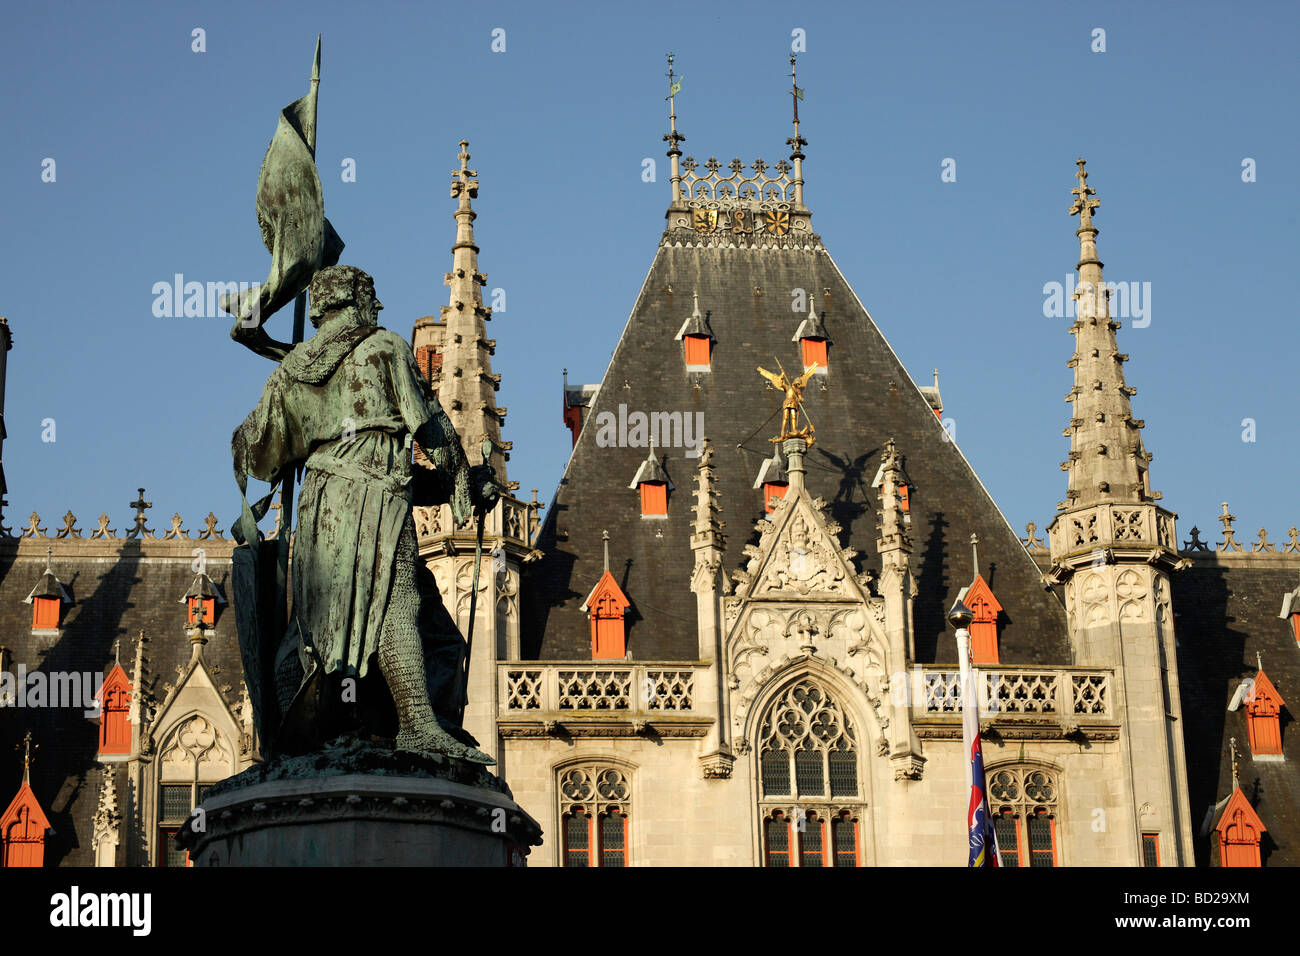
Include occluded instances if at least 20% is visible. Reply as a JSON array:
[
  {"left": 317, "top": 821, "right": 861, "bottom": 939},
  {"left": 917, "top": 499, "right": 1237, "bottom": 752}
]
[{"left": 179, "top": 739, "right": 542, "bottom": 866}]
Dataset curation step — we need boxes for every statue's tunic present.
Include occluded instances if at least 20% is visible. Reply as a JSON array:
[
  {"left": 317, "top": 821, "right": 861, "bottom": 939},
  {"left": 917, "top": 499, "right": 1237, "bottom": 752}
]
[{"left": 232, "top": 311, "right": 472, "bottom": 680}]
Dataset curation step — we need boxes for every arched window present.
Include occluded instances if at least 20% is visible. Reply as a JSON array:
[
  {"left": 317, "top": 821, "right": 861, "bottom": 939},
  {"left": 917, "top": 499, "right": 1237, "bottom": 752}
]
[
  {"left": 988, "top": 766, "right": 1060, "bottom": 867},
  {"left": 559, "top": 765, "right": 630, "bottom": 867},
  {"left": 757, "top": 677, "right": 864, "bottom": 866}
]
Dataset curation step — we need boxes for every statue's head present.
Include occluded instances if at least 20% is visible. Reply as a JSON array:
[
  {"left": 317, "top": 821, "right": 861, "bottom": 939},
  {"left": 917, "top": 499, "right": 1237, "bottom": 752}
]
[{"left": 308, "top": 265, "right": 383, "bottom": 329}]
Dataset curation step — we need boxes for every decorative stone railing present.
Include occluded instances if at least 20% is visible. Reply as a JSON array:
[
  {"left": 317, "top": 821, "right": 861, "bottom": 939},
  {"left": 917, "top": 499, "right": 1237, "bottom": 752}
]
[
  {"left": 911, "top": 666, "right": 1114, "bottom": 720},
  {"left": 680, "top": 156, "right": 796, "bottom": 205},
  {"left": 1024, "top": 501, "right": 1300, "bottom": 558},
  {"left": 500, "top": 663, "right": 707, "bottom": 718}
]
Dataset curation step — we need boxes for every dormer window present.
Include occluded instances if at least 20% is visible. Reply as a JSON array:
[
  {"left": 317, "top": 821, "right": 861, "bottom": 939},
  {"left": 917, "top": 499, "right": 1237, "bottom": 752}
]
[
  {"left": 754, "top": 451, "right": 790, "bottom": 514},
  {"left": 180, "top": 573, "right": 225, "bottom": 629},
  {"left": 958, "top": 574, "right": 1003, "bottom": 665},
  {"left": 675, "top": 292, "right": 715, "bottom": 372},
  {"left": 1244, "top": 666, "right": 1284, "bottom": 758},
  {"left": 23, "top": 553, "right": 69, "bottom": 633},
  {"left": 793, "top": 312, "right": 830, "bottom": 374},
  {"left": 629, "top": 444, "right": 672, "bottom": 518}
]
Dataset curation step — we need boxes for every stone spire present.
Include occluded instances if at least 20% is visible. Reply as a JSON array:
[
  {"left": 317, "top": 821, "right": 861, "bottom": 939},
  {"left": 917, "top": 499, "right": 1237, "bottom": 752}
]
[
  {"left": 413, "top": 141, "right": 509, "bottom": 481},
  {"left": 1060, "top": 159, "right": 1154, "bottom": 509},
  {"left": 875, "top": 438, "right": 913, "bottom": 562},
  {"left": 690, "top": 437, "right": 725, "bottom": 563}
]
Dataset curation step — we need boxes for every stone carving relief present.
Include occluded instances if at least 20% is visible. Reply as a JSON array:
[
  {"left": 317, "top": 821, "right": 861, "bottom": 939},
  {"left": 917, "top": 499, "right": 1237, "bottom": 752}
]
[
  {"left": 160, "top": 715, "right": 232, "bottom": 775},
  {"left": 755, "top": 513, "right": 848, "bottom": 596},
  {"left": 1116, "top": 568, "right": 1147, "bottom": 624}
]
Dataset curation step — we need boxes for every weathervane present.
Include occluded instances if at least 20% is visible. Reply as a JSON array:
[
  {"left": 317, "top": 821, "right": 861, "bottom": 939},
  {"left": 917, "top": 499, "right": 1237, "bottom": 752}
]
[{"left": 757, "top": 358, "right": 818, "bottom": 444}]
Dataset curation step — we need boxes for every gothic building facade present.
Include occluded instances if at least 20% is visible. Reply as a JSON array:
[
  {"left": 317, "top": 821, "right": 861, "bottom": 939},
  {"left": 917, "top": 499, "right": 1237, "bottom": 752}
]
[{"left": 0, "top": 105, "right": 1295, "bottom": 867}]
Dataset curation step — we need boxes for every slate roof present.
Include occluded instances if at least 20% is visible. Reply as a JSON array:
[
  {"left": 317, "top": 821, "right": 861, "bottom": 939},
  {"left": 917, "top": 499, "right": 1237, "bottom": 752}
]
[
  {"left": 523, "top": 232, "right": 1068, "bottom": 663},
  {"left": 1172, "top": 556, "right": 1300, "bottom": 866},
  {"left": 0, "top": 538, "right": 243, "bottom": 866}
]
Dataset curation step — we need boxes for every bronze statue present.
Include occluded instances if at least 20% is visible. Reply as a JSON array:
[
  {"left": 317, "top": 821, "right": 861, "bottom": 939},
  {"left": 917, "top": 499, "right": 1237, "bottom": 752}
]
[
  {"left": 232, "top": 266, "right": 500, "bottom": 764},
  {"left": 758, "top": 358, "right": 819, "bottom": 444},
  {"left": 222, "top": 40, "right": 500, "bottom": 765}
]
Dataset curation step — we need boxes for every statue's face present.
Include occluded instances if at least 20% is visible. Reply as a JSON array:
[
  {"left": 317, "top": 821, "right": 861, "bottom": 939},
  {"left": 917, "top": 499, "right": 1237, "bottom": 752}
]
[{"left": 357, "top": 281, "right": 384, "bottom": 324}]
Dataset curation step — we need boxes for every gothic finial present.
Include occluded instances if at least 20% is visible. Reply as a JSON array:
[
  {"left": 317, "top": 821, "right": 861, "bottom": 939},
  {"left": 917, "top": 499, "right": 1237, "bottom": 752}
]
[
  {"left": 1217, "top": 502, "right": 1243, "bottom": 552},
  {"left": 602, "top": 529, "right": 610, "bottom": 573},
  {"left": 1229, "top": 736, "right": 1240, "bottom": 789},
  {"left": 970, "top": 533, "right": 980, "bottom": 578},
  {"left": 126, "top": 488, "right": 153, "bottom": 539},
  {"left": 1069, "top": 158, "right": 1099, "bottom": 229},
  {"left": 17, "top": 730, "right": 35, "bottom": 784},
  {"left": 113, "top": 638, "right": 120, "bottom": 667},
  {"left": 1256, "top": 650, "right": 1263, "bottom": 672},
  {"left": 451, "top": 139, "right": 478, "bottom": 205}
]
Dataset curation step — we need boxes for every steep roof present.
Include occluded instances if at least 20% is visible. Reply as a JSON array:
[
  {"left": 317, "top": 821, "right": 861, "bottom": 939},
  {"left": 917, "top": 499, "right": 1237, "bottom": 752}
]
[
  {"left": 1172, "top": 556, "right": 1300, "bottom": 866},
  {"left": 524, "top": 228, "right": 1067, "bottom": 663}
]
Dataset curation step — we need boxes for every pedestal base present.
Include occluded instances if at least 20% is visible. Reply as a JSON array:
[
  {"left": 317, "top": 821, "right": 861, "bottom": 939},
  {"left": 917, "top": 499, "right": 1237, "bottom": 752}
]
[{"left": 180, "top": 738, "right": 542, "bottom": 866}]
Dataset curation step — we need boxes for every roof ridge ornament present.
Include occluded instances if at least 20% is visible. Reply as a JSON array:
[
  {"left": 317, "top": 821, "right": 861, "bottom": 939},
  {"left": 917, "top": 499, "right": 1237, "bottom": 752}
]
[{"left": 664, "top": 53, "right": 685, "bottom": 205}]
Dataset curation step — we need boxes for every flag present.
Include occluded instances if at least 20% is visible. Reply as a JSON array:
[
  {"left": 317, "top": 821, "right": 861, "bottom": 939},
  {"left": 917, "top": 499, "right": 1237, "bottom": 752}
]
[
  {"left": 792, "top": 85, "right": 804, "bottom": 101},
  {"left": 960, "top": 629, "right": 1001, "bottom": 867},
  {"left": 667, "top": 77, "right": 682, "bottom": 99},
  {"left": 221, "top": 36, "right": 345, "bottom": 330}
]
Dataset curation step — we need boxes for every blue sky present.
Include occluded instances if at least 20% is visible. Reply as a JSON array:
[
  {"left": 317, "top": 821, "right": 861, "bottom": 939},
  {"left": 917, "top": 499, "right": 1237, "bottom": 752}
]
[{"left": 1, "top": 0, "right": 1295, "bottom": 546}]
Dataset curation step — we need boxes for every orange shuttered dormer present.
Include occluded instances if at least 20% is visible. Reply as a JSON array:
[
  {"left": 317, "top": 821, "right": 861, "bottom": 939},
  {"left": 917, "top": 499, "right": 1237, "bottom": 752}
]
[
  {"left": 98, "top": 665, "right": 132, "bottom": 757},
  {"left": 1244, "top": 667, "right": 1285, "bottom": 758},
  {"left": 961, "top": 574, "right": 1003, "bottom": 665},
  {"left": 629, "top": 444, "right": 673, "bottom": 518},
  {"left": 1, "top": 782, "right": 50, "bottom": 868},
  {"left": 583, "top": 570, "right": 632, "bottom": 660},
  {"left": 793, "top": 313, "right": 830, "bottom": 374},
  {"left": 24, "top": 554, "right": 70, "bottom": 632},
  {"left": 754, "top": 451, "right": 789, "bottom": 514},
  {"left": 1215, "top": 787, "right": 1265, "bottom": 868},
  {"left": 676, "top": 292, "right": 715, "bottom": 372}
]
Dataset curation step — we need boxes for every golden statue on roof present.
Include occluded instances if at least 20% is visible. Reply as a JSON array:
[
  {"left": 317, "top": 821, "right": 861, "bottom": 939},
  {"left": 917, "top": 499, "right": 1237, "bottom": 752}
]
[{"left": 757, "top": 358, "right": 818, "bottom": 444}]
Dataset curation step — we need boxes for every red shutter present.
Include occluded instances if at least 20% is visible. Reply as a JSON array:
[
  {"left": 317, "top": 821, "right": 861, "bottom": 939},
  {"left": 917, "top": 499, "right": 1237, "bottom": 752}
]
[
  {"left": 98, "top": 666, "right": 132, "bottom": 756},
  {"left": 762, "top": 481, "right": 789, "bottom": 514},
  {"left": 640, "top": 482, "right": 668, "bottom": 516},
  {"left": 1245, "top": 670, "right": 1284, "bottom": 756},
  {"left": 32, "top": 596, "right": 59, "bottom": 630},
  {"left": 586, "top": 571, "right": 631, "bottom": 660},
  {"left": 187, "top": 597, "right": 216, "bottom": 626},
  {"left": 1, "top": 784, "right": 50, "bottom": 868},
  {"left": 801, "top": 338, "right": 828, "bottom": 370},
  {"left": 683, "top": 335, "right": 711, "bottom": 367},
  {"left": 964, "top": 575, "right": 1003, "bottom": 665}
]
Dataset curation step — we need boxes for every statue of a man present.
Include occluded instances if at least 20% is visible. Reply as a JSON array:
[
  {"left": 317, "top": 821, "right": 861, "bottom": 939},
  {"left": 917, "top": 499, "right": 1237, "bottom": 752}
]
[{"left": 232, "top": 264, "right": 499, "bottom": 763}]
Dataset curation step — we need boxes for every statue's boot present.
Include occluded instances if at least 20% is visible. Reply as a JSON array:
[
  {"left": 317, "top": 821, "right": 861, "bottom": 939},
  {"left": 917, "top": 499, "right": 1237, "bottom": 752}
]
[
  {"left": 396, "top": 726, "right": 495, "bottom": 765},
  {"left": 380, "top": 617, "right": 494, "bottom": 765}
]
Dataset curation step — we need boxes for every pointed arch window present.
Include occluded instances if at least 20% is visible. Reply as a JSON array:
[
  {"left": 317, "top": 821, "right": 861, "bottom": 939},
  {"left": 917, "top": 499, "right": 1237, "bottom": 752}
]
[
  {"left": 559, "top": 765, "right": 630, "bottom": 867},
  {"left": 1244, "top": 669, "right": 1284, "bottom": 758},
  {"left": 757, "top": 677, "right": 864, "bottom": 866},
  {"left": 989, "top": 766, "right": 1060, "bottom": 867}
]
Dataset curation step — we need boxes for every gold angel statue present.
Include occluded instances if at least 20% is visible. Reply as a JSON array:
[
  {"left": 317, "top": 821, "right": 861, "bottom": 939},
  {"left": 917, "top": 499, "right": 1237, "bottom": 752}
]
[{"left": 757, "top": 358, "right": 818, "bottom": 444}]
